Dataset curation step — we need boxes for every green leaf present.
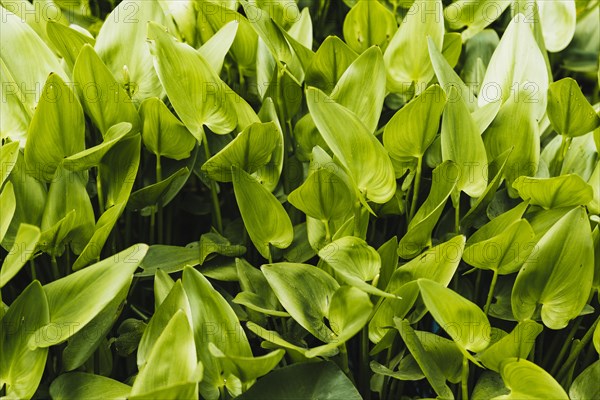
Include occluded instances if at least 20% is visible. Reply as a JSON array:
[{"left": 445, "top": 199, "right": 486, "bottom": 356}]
[
  {"left": 288, "top": 167, "right": 354, "bottom": 223},
  {"left": 0, "top": 141, "right": 19, "bottom": 186},
  {"left": 96, "top": 0, "right": 174, "bottom": 104},
  {"left": 331, "top": 46, "right": 386, "bottom": 133},
  {"left": 140, "top": 98, "right": 196, "bottom": 160},
  {"left": 495, "top": 358, "right": 568, "bottom": 399},
  {"left": 482, "top": 93, "right": 540, "bottom": 196},
  {"left": 209, "top": 343, "right": 284, "bottom": 383},
  {"left": 62, "top": 122, "right": 132, "bottom": 171},
  {"left": 570, "top": 359, "right": 600, "bottom": 400},
  {"left": 0, "top": 181, "right": 16, "bottom": 242},
  {"left": 0, "top": 281, "right": 49, "bottom": 399},
  {"left": 202, "top": 122, "right": 280, "bottom": 182},
  {"left": 128, "top": 167, "right": 190, "bottom": 211},
  {"left": 383, "top": 85, "right": 447, "bottom": 160},
  {"left": 236, "top": 361, "right": 361, "bottom": 400},
  {"left": 394, "top": 318, "right": 454, "bottom": 399},
  {"left": 477, "top": 13, "right": 548, "bottom": 119},
  {"left": 0, "top": 224, "right": 41, "bottom": 288},
  {"left": 305, "top": 36, "right": 358, "bottom": 93},
  {"left": 137, "top": 280, "right": 192, "bottom": 368},
  {"left": 537, "top": 0, "right": 576, "bottom": 52},
  {"left": 31, "top": 244, "right": 148, "bottom": 347},
  {"left": 232, "top": 166, "right": 293, "bottom": 259},
  {"left": 318, "top": 236, "right": 394, "bottom": 298},
  {"left": 305, "top": 285, "right": 373, "bottom": 358},
  {"left": 154, "top": 269, "right": 175, "bottom": 308},
  {"left": 24, "top": 73, "right": 85, "bottom": 180},
  {"left": 147, "top": 21, "right": 237, "bottom": 138},
  {"left": 198, "top": 21, "right": 239, "bottom": 74},
  {"left": 46, "top": 20, "right": 95, "bottom": 71},
  {"left": 0, "top": 8, "right": 67, "bottom": 144},
  {"left": 62, "top": 285, "right": 128, "bottom": 371},
  {"left": 383, "top": 0, "right": 444, "bottom": 94},
  {"left": 233, "top": 258, "right": 287, "bottom": 317},
  {"left": 463, "top": 219, "right": 535, "bottom": 274},
  {"left": 477, "top": 321, "right": 543, "bottom": 372},
  {"left": 41, "top": 167, "right": 95, "bottom": 255},
  {"left": 399, "top": 161, "right": 459, "bottom": 258},
  {"left": 418, "top": 278, "right": 491, "bottom": 354},
  {"left": 513, "top": 174, "right": 594, "bottom": 209},
  {"left": 130, "top": 311, "right": 200, "bottom": 398},
  {"left": 255, "top": 98, "right": 285, "bottom": 191},
  {"left": 307, "top": 86, "right": 396, "bottom": 204},
  {"left": 444, "top": 0, "right": 511, "bottom": 41},
  {"left": 343, "top": 0, "right": 397, "bottom": 54},
  {"left": 50, "top": 373, "right": 131, "bottom": 400},
  {"left": 182, "top": 266, "right": 251, "bottom": 398},
  {"left": 512, "top": 206, "right": 594, "bottom": 329},
  {"left": 262, "top": 262, "right": 340, "bottom": 343},
  {"left": 441, "top": 86, "right": 488, "bottom": 197},
  {"left": 472, "top": 371, "right": 509, "bottom": 399},
  {"left": 73, "top": 45, "right": 141, "bottom": 137},
  {"left": 547, "top": 78, "right": 600, "bottom": 137}
]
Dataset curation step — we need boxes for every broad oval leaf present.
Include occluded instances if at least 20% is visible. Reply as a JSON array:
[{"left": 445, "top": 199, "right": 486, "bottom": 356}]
[
  {"left": 494, "top": 358, "right": 568, "bottom": 399},
  {"left": 307, "top": 87, "right": 396, "bottom": 204},
  {"left": 570, "top": 360, "right": 600, "bottom": 400},
  {"left": 31, "top": 244, "right": 148, "bottom": 347},
  {"left": 444, "top": 0, "right": 511, "bottom": 41},
  {"left": 383, "top": 0, "right": 444, "bottom": 94},
  {"left": 202, "top": 122, "right": 280, "bottom": 182},
  {"left": 95, "top": 0, "right": 172, "bottom": 104},
  {"left": 547, "top": 77, "right": 600, "bottom": 138},
  {"left": 232, "top": 166, "right": 293, "bottom": 259},
  {"left": 288, "top": 167, "right": 354, "bottom": 224},
  {"left": 441, "top": 86, "right": 488, "bottom": 197},
  {"left": 512, "top": 206, "right": 594, "bottom": 329},
  {"left": 383, "top": 85, "right": 447, "bottom": 160},
  {"left": 50, "top": 373, "right": 131, "bottom": 400},
  {"left": 140, "top": 97, "right": 196, "bottom": 160},
  {"left": 305, "top": 36, "right": 357, "bottom": 93},
  {"left": 24, "top": 73, "right": 85, "bottom": 180},
  {"left": 73, "top": 45, "right": 141, "bottom": 137},
  {"left": 262, "top": 262, "right": 340, "bottom": 343},
  {"left": 236, "top": 361, "right": 361, "bottom": 400},
  {"left": 147, "top": 21, "right": 237, "bottom": 138},
  {"left": 418, "top": 278, "right": 491, "bottom": 353},
  {"left": 130, "top": 311, "right": 200, "bottom": 398},
  {"left": 537, "top": 0, "right": 576, "bottom": 52},
  {"left": 0, "top": 223, "right": 41, "bottom": 288},
  {"left": 343, "top": 0, "right": 396, "bottom": 54},
  {"left": 0, "top": 281, "right": 49, "bottom": 399},
  {"left": 512, "top": 174, "right": 594, "bottom": 209},
  {"left": 477, "top": 13, "right": 548, "bottom": 119}
]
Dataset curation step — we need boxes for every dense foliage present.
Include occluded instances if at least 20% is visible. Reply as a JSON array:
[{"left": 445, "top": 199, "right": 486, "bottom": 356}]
[{"left": 1, "top": 0, "right": 599, "bottom": 399}]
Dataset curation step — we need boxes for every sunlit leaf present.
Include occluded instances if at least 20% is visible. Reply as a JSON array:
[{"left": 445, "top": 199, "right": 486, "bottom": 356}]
[
  {"left": 547, "top": 77, "right": 600, "bottom": 137},
  {"left": 477, "top": 321, "right": 542, "bottom": 371},
  {"left": 444, "top": 0, "right": 511, "bottom": 41},
  {"left": 0, "top": 281, "right": 49, "bottom": 399},
  {"left": 343, "top": 0, "right": 396, "bottom": 54},
  {"left": 512, "top": 206, "right": 594, "bottom": 329},
  {"left": 50, "top": 373, "right": 131, "bottom": 400},
  {"left": 305, "top": 36, "right": 357, "bottom": 93},
  {"left": 0, "top": 224, "right": 41, "bottom": 288},
  {"left": 46, "top": 20, "right": 95, "bottom": 71},
  {"left": 537, "top": 0, "right": 576, "bottom": 52},
  {"left": 495, "top": 358, "right": 568, "bottom": 399},
  {"left": 513, "top": 174, "right": 594, "bottom": 209}
]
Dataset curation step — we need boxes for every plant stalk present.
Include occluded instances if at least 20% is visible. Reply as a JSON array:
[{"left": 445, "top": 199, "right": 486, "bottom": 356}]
[
  {"left": 359, "top": 326, "right": 370, "bottom": 400},
  {"left": 555, "top": 313, "right": 600, "bottom": 382},
  {"left": 202, "top": 130, "right": 223, "bottom": 233},
  {"left": 408, "top": 156, "right": 423, "bottom": 223},
  {"left": 461, "top": 356, "right": 469, "bottom": 400},
  {"left": 156, "top": 155, "right": 164, "bottom": 244},
  {"left": 483, "top": 270, "right": 499, "bottom": 315}
]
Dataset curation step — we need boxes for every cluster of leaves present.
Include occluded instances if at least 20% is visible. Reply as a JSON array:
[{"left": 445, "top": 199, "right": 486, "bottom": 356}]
[{"left": 1, "top": 0, "right": 599, "bottom": 399}]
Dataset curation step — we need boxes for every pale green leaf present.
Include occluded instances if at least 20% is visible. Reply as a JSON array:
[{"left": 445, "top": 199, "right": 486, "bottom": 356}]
[
  {"left": 46, "top": 20, "right": 95, "bottom": 71},
  {"left": 494, "top": 358, "right": 567, "bottom": 399},
  {"left": 0, "top": 224, "right": 41, "bottom": 288},
  {"left": 343, "top": 0, "right": 396, "bottom": 54},
  {"left": 547, "top": 77, "right": 600, "bottom": 137},
  {"left": 50, "top": 373, "right": 131, "bottom": 400},
  {"left": 512, "top": 174, "right": 594, "bottom": 209},
  {"left": 537, "top": 0, "right": 576, "bottom": 52},
  {"left": 0, "top": 181, "right": 16, "bottom": 242}
]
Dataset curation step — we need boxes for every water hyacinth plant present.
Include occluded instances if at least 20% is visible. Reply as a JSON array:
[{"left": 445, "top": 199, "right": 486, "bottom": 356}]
[{"left": 1, "top": 0, "right": 599, "bottom": 399}]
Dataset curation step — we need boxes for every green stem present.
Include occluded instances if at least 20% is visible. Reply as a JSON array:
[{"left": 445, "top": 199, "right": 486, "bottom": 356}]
[
  {"left": 339, "top": 343, "right": 352, "bottom": 380},
  {"left": 156, "top": 155, "right": 164, "bottom": 244},
  {"left": 353, "top": 201, "right": 362, "bottom": 237},
  {"left": 50, "top": 256, "right": 60, "bottom": 280},
  {"left": 454, "top": 193, "right": 461, "bottom": 233},
  {"left": 552, "top": 136, "right": 572, "bottom": 176},
  {"left": 359, "top": 326, "right": 370, "bottom": 400},
  {"left": 149, "top": 207, "right": 156, "bottom": 244},
  {"left": 323, "top": 219, "right": 332, "bottom": 243},
  {"left": 29, "top": 259, "right": 37, "bottom": 281},
  {"left": 408, "top": 157, "right": 423, "bottom": 223},
  {"left": 96, "top": 167, "right": 105, "bottom": 214},
  {"left": 555, "top": 314, "right": 600, "bottom": 382},
  {"left": 483, "top": 270, "right": 499, "bottom": 315},
  {"left": 549, "top": 318, "right": 582, "bottom": 374},
  {"left": 461, "top": 356, "right": 469, "bottom": 400},
  {"left": 202, "top": 130, "right": 223, "bottom": 233}
]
